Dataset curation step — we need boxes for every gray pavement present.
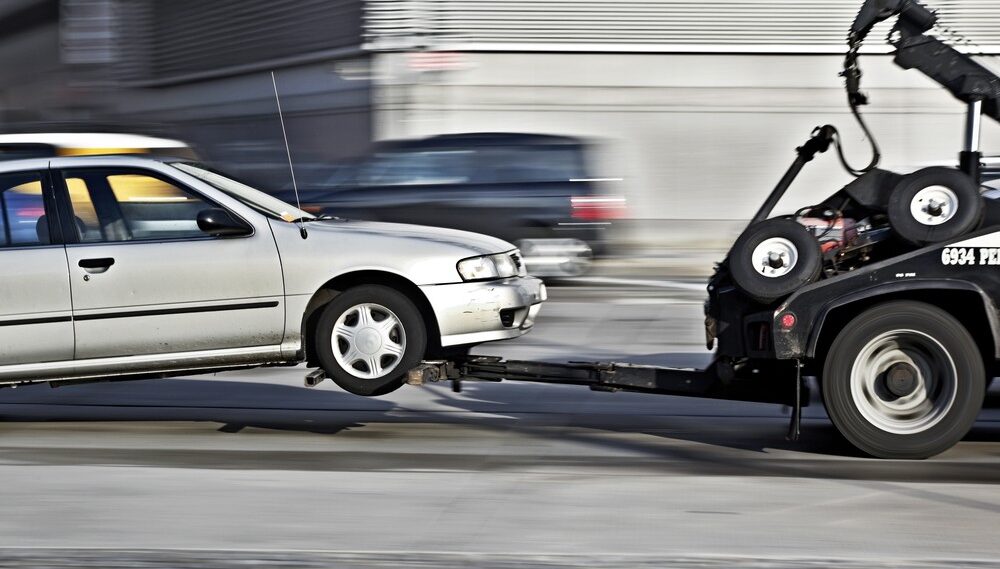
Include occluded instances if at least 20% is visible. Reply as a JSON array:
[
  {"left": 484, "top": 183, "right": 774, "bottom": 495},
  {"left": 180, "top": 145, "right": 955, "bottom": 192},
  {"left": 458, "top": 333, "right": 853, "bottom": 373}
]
[{"left": 0, "top": 284, "right": 998, "bottom": 568}]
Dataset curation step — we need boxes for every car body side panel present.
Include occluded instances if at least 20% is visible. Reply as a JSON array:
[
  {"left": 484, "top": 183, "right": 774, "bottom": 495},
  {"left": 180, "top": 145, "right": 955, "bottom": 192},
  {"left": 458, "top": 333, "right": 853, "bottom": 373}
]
[
  {"left": 280, "top": 293, "right": 312, "bottom": 358},
  {"left": 267, "top": 218, "right": 514, "bottom": 292},
  {"left": 268, "top": 219, "right": 533, "bottom": 350},
  {"left": 65, "top": 238, "right": 285, "bottom": 359},
  {"left": 53, "top": 160, "right": 288, "bottom": 359},
  {"left": 0, "top": 247, "right": 74, "bottom": 366}
]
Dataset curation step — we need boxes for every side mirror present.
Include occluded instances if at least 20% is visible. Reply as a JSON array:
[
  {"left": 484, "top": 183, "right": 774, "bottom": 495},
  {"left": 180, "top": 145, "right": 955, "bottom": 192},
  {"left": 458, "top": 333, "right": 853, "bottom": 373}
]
[{"left": 197, "top": 208, "right": 252, "bottom": 237}]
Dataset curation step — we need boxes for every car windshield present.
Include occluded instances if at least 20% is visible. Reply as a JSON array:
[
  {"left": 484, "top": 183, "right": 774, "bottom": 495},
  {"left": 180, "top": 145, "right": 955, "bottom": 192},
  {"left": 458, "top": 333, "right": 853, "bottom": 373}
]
[{"left": 171, "top": 162, "right": 313, "bottom": 221}]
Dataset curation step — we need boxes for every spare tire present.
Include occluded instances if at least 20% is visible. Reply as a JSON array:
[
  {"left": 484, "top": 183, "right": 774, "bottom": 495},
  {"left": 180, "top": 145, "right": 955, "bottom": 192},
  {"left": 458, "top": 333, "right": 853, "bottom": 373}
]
[
  {"left": 887, "top": 167, "right": 983, "bottom": 246},
  {"left": 729, "top": 218, "right": 822, "bottom": 304}
]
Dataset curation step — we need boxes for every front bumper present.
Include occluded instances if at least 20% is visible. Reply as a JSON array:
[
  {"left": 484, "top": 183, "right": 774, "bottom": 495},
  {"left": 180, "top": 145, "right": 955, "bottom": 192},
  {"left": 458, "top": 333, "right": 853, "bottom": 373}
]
[{"left": 420, "top": 276, "right": 547, "bottom": 347}]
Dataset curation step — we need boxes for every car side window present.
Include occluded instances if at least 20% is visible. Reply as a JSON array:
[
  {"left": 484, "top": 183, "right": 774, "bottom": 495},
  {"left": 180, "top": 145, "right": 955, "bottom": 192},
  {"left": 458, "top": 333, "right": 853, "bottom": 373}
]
[
  {"left": 0, "top": 171, "right": 51, "bottom": 248},
  {"left": 61, "top": 169, "right": 215, "bottom": 242},
  {"left": 355, "top": 150, "right": 472, "bottom": 187},
  {"left": 474, "top": 146, "right": 586, "bottom": 184}
]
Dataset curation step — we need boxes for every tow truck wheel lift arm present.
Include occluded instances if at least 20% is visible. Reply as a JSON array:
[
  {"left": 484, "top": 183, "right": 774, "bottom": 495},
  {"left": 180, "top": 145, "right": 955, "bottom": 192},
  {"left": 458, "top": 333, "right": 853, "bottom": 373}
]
[
  {"left": 409, "top": 356, "right": 808, "bottom": 442},
  {"left": 407, "top": 357, "right": 804, "bottom": 408},
  {"left": 408, "top": 355, "right": 807, "bottom": 441}
]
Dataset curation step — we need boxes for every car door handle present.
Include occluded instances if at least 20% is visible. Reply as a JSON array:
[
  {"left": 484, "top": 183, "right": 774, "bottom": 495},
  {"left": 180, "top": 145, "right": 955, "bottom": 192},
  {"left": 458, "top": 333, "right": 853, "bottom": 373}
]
[{"left": 78, "top": 257, "right": 115, "bottom": 273}]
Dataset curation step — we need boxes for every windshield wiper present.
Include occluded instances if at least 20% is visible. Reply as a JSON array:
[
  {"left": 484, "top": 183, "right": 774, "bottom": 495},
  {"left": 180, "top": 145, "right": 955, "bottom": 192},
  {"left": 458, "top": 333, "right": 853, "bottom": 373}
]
[{"left": 286, "top": 214, "right": 339, "bottom": 223}]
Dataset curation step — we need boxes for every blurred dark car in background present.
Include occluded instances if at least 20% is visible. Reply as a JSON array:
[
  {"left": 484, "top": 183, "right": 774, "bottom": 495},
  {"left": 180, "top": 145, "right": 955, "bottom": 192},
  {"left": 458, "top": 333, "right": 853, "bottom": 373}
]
[{"left": 277, "top": 133, "right": 625, "bottom": 277}]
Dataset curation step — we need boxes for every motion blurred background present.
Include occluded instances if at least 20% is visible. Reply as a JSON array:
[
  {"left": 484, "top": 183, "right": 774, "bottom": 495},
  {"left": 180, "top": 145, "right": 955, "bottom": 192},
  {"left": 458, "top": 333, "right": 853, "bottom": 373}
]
[
  {"left": 5, "top": 3, "right": 1000, "bottom": 566},
  {"left": 3, "top": 0, "right": 1000, "bottom": 275}
]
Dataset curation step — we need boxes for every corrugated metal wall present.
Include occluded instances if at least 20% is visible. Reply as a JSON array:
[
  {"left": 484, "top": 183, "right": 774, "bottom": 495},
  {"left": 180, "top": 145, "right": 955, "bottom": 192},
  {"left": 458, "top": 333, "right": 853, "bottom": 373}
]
[
  {"left": 365, "top": 0, "right": 1000, "bottom": 54},
  {"left": 113, "top": 0, "right": 364, "bottom": 85}
]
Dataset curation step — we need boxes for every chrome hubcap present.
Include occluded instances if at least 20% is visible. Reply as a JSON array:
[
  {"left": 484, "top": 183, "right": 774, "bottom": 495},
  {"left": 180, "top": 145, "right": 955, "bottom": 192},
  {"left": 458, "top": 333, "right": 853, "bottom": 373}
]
[
  {"left": 910, "top": 186, "right": 958, "bottom": 226},
  {"left": 332, "top": 303, "right": 406, "bottom": 379},
  {"left": 751, "top": 237, "right": 798, "bottom": 278},
  {"left": 850, "top": 329, "right": 957, "bottom": 434}
]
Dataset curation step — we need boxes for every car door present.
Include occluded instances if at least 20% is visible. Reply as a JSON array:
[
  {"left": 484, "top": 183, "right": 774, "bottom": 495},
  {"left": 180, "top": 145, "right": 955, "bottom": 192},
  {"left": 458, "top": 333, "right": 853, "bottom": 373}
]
[
  {"left": 53, "top": 165, "right": 285, "bottom": 359},
  {"left": 0, "top": 168, "right": 74, "bottom": 368}
]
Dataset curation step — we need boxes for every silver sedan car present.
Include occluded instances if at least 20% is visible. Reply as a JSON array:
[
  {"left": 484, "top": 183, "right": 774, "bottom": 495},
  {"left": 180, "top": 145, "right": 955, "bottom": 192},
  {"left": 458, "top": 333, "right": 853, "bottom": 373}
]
[{"left": 0, "top": 155, "right": 545, "bottom": 396}]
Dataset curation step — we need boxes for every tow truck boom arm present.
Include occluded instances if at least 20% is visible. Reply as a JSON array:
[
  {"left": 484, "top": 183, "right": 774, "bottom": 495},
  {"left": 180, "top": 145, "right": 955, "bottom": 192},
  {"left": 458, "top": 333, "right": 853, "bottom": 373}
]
[{"left": 846, "top": 0, "right": 1000, "bottom": 123}]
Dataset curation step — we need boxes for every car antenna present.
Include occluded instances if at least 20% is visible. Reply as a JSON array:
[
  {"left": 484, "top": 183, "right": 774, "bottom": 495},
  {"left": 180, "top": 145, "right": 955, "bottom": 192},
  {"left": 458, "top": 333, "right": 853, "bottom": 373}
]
[{"left": 271, "top": 70, "right": 308, "bottom": 239}]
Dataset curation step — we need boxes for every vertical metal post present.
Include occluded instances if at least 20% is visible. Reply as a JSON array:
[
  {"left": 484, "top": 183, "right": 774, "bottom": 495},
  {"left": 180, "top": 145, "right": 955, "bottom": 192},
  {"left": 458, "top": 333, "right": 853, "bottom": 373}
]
[
  {"left": 965, "top": 99, "right": 983, "bottom": 152},
  {"left": 960, "top": 99, "right": 983, "bottom": 183},
  {"left": 786, "top": 359, "right": 802, "bottom": 442}
]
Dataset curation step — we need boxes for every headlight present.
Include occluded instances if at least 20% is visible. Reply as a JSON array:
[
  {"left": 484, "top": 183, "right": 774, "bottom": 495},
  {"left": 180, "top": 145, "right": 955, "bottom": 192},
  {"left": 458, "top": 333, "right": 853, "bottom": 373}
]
[{"left": 457, "top": 251, "right": 521, "bottom": 281}]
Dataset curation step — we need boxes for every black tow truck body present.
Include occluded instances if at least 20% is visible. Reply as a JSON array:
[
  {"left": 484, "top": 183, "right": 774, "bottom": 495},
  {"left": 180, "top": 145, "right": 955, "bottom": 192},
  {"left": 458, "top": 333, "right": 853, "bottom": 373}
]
[
  {"left": 404, "top": 0, "right": 1000, "bottom": 455},
  {"left": 771, "top": 234, "right": 1000, "bottom": 365},
  {"left": 707, "top": 225, "right": 1000, "bottom": 377}
]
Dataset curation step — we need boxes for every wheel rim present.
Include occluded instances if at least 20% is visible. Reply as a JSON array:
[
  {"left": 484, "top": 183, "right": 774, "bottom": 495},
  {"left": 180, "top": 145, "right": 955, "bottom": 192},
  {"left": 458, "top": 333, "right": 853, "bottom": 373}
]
[
  {"left": 751, "top": 237, "right": 799, "bottom": 278},
  {"left": 332, "top": 303, "right": 406, "bottom": 380},
  {"left": 909, "top": 186, "right": 958, "bottom": 226},
  {"left": 849, "top": 329, "right": 958, "bottom": 435}
]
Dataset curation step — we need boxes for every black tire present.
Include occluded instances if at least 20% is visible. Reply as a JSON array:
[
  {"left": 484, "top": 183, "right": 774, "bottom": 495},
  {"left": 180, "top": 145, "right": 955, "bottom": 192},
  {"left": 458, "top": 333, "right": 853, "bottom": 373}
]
[
  {"left": 314, "top": 285, "right": 427, "bottom": 396},
  {"left": 822, "top": 301, "right": 985, "bottom": 459},
  {"left": 729, "top": 218, "right": 822, "bottom": 303},
  {"left": 887, "top": 167, "right": 983, "bottom": 246}
]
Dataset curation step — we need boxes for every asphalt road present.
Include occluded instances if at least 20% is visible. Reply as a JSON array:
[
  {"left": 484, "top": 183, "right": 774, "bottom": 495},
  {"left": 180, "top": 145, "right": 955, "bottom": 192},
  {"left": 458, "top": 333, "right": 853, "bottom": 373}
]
[{"left": 0, "top": 283, "right": 998, "bottom": 568}]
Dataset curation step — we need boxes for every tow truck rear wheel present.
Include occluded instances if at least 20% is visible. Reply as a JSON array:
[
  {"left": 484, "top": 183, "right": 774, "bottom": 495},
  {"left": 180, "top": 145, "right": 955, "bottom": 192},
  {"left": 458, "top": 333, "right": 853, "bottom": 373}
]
[
  {"left": 887, "top": 167, "right": 983, "bottom": 246},
  {"left": 729, "top": 218, "right": 822, "bottom": 303},
  {"left": 822, "top": 301, "right": 984, "bottom": 459}
]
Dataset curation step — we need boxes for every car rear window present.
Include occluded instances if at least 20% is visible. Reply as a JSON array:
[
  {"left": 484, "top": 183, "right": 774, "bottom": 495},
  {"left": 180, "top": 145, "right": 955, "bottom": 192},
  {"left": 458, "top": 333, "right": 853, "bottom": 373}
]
[{"left": 0, "top": 172, "right": 49, "bottom": 247}]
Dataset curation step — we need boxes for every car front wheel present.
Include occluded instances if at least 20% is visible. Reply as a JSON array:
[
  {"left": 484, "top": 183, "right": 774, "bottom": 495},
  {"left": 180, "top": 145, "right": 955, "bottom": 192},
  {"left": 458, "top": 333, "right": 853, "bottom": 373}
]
[{"left": 315, "top": 285, "right": 427, "bottom": 396}]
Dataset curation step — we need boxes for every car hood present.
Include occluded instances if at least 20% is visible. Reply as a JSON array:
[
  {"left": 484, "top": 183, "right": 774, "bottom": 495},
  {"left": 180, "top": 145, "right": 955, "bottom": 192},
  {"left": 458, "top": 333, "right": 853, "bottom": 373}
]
[
  {"left": 269, "top": 218, "right": 519, "bottom": 291},
  {"left": 303, "top": 218, "right": 514, "bottom": 256}
]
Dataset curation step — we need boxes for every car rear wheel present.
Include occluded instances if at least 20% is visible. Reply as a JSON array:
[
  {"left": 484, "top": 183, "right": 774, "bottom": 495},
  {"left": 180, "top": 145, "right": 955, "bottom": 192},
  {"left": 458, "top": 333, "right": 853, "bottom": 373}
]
[
  {"left": 315, "top": 285, "right": 427, "bottom": 396},
  {"left": 822, "top": 301, "right": 984, "bottom": 459}
]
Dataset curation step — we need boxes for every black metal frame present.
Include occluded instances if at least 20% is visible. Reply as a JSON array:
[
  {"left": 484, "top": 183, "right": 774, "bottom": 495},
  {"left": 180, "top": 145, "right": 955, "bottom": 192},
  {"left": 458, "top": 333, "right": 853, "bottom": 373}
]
[{"left": 407, "top": 356, "right": 810, "bottom": 438}]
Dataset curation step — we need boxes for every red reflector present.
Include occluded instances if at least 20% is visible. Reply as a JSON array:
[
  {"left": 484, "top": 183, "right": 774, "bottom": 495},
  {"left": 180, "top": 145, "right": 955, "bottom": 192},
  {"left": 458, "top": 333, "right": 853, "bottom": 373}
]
[
  {"left": 570, "top": 196, "right": 627, "bottom": 220},
  {"left": 780, "top": 313, "right": 796, "bottom": 330},
  {"left": 16, "top": 207, "right": 45, "bottom": 219}
]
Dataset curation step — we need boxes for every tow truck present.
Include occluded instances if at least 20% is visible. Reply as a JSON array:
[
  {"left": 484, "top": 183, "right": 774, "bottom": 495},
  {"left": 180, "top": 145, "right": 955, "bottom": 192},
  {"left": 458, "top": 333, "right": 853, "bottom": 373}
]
[{"left": 403, "top": 0, "right": 1000, "bottom": 459}]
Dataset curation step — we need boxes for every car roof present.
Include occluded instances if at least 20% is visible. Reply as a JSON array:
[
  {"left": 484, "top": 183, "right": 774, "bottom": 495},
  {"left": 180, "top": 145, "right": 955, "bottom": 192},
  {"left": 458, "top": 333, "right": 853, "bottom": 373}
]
[
  {"left": 0, "top": 132, "right": 189, "bottom": 149},
  {"left": 374, "top": 132, "right": 585, "bottom": 150},
  {"left": 0, "top": 154, "right": 182, "bottom": 174}
]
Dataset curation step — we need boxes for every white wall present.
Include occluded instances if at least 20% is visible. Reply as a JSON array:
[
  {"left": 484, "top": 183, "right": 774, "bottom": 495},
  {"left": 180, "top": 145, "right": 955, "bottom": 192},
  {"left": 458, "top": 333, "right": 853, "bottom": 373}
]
[{"left": 374, "top": 51, "right": 1000, "bottom": 247}]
